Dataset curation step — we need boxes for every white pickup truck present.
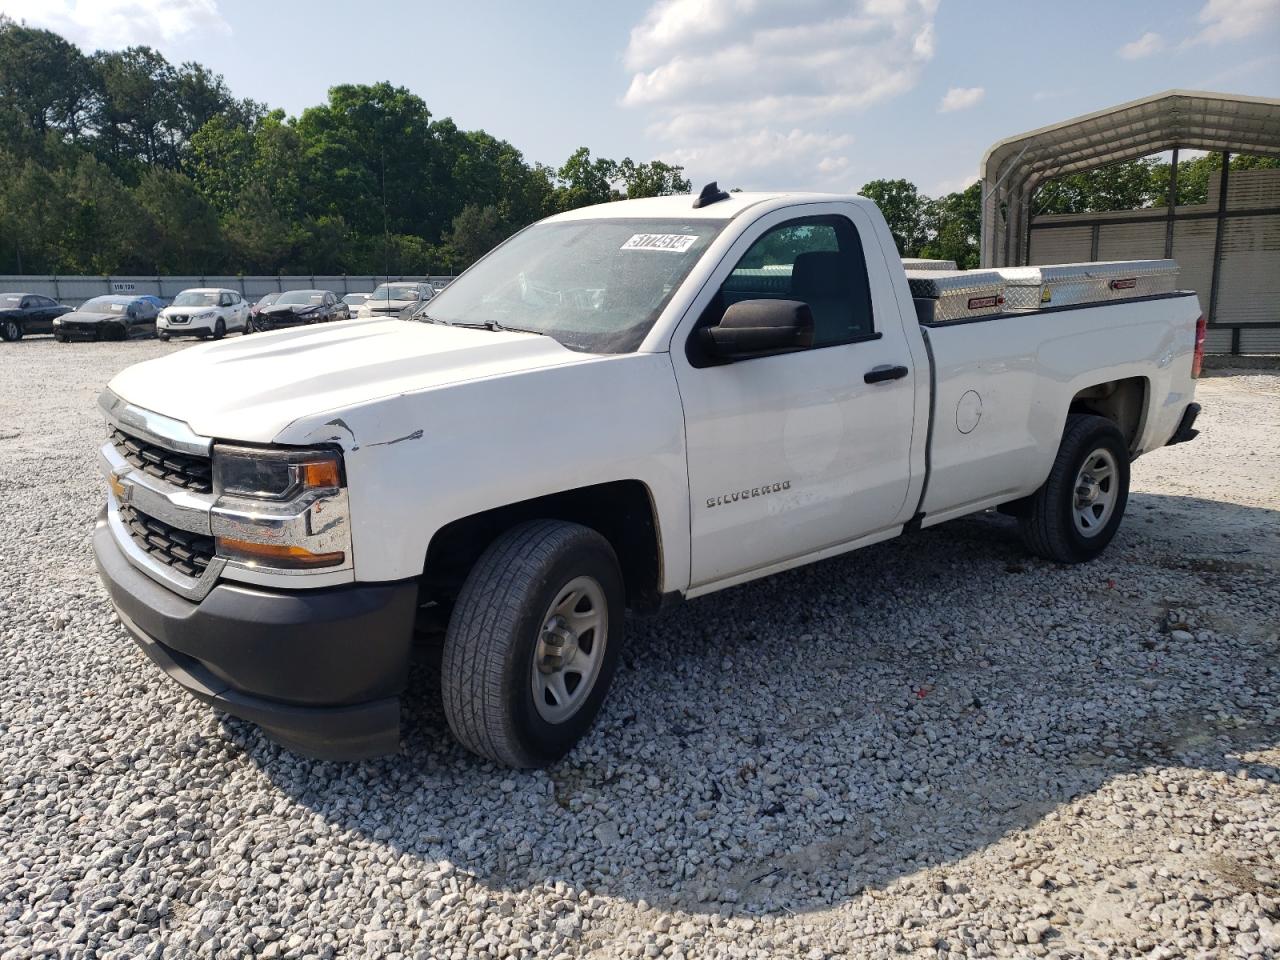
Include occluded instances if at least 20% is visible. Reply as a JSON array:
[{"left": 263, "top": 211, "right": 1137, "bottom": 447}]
[{"left": 93, "top": 185, "right": 1205, "bottom": 767}]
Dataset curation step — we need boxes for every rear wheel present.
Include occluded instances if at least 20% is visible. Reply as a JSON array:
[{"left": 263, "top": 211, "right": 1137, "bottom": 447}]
[
  {"left": 1019, "top": 414, "right": 1130, "bottom": 564},
  {"left": 2, "top": 319, "right": 21, "bottom": 342},
  {"left": 441, "top": 520, "right": 625, "bottom": 768}
]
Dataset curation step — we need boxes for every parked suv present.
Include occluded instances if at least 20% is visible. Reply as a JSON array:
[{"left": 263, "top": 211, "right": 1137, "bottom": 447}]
[
  {"left": 157, "top": 288, "right": 250, "bottom": 341},
  {"left": 0, "top": 293, "right": 72, "bottom": 341}
]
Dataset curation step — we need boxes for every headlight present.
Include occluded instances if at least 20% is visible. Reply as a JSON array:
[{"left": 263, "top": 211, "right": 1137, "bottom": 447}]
[
  {"left": 214, "top": 445, "right": 341, "bottom": 500},
  {"left": 211, "top": 445, "right": 349, "bottom": 570},
  {"left": 194, "top": 311, "right": 216, "bottom": 322},
  {"left": 53, "top": 318, "right": 62, "bottom": 326}
]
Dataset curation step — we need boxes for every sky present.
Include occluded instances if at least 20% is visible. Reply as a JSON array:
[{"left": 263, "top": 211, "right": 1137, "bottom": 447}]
[{"left": 3, "top": 0, "right": 1278, "bottom": 197}]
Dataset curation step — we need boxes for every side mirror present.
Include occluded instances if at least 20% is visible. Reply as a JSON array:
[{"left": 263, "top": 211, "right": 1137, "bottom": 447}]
[{"left": 700, "top": 299, "right": 814, "bottom": 361}]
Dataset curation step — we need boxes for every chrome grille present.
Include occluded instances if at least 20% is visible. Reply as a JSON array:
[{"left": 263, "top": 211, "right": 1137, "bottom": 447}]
[
  {"left": 110, "top": 427, "right": 212, "bottom": 494},
  {"left": 118, "top": 504, "right": 215, "bottom": 578}
]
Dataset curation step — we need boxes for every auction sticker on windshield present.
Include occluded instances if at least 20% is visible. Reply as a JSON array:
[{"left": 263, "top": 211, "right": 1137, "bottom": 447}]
[{"left": 621, "top": 234, "right": 699, "bottom": 253}]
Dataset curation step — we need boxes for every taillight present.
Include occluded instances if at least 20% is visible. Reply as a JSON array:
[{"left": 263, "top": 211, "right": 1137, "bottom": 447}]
[{"left": 1191, "top": 314, "right": 1207, "bottom": 378}]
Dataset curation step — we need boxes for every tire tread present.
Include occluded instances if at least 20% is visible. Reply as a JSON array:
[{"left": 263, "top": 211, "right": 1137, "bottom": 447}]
[
  {"left": 1019, "top": 413, "right": 1126, "bottom": 563},
  {"left": 442, "top": 520, "right": 600, "bottom": 767}
]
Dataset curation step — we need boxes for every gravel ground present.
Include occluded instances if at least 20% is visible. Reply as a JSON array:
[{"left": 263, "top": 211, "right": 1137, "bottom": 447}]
[{"left": 1, "top": 338, "right": 1278, "bottom": 960}]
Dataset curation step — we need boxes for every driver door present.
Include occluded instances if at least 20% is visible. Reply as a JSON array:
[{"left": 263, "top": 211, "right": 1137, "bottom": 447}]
[{"left": 671, "top": 203, "right": 919, "bottom": 589}]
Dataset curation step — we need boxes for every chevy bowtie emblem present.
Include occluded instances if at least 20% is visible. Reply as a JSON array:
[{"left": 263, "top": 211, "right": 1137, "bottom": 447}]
[{"left": 109, "top": 470, "right": 132, "bottom": 503}]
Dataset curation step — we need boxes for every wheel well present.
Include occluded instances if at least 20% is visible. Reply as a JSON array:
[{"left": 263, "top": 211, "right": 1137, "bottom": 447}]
[
  {"left": 422, "top": 480, "right": 664, "bottom": 615},
  {"left": 1067, "top": 377, "right": 1148, "bottom": 452}
]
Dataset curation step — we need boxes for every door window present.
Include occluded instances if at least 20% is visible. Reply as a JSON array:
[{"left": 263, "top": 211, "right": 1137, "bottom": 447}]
[{"left": 703, "top": 215, "right": 874, "bottom": 349}]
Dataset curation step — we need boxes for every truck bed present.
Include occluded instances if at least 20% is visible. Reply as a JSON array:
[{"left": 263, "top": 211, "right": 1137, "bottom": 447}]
[{"left": 904, "top": 259, "right": 1200, "bottom": 526}]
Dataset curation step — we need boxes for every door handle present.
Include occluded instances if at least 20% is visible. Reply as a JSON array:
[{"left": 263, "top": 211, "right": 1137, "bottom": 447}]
[{"left": 864, "top": 364, "right": 909, "bottom": 384}]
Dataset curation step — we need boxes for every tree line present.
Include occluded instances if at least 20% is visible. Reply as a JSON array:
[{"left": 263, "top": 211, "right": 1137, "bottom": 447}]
[
  {"left": 1, "top": 18, "right": 1274, "bottom": 277},
  {"left": 0, "top": 18, "right": 690, "bottom": 276}
]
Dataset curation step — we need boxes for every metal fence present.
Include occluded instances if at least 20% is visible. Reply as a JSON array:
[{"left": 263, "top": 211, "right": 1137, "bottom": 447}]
[
  {"left": 1027, "top": 163, "right": 1280, "bottom": 355},
  {"left": 0, "top": 275, "right": 458, "bottom": 308}
]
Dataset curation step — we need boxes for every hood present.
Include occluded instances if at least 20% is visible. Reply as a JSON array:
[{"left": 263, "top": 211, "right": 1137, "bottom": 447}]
[
  {"left": 263, "top": 302, "right": 321, "bottom": 314},
  {"left": 163, "top": 305, "right": 217, "bottom": 317},
  {"left": 107, "top": 318, "right": 599, "bottom": 444},
  {"left": 64, "top": 311, "right": 122, "bottom": 323}
]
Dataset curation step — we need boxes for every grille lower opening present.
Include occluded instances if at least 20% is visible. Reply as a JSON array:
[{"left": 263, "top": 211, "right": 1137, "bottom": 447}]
[{"left": 118, "top": 504, "right": 214, "bottom": 578}]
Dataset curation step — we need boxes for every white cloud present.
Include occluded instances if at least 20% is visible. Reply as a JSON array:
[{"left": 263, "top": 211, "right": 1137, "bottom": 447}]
[
  {"left": 622, "top": 0, "right": 939, "bottom": 188},
  {"left": 1, "top": 0, "right": 229, "bottom": 49},
  {"left": 934, "top": 172, "right": 978, "bottom": 195},
  {"left": 661, "top": 129, "right": 856, "bottom": 188},
  {"left": 1118, "top": 31, "right": 1164, "bottom": 59},
  {"left": 937, "top": 86, "right": 984, "bottom": 112},
  {"left": 1185, "top": 0, "right": 1280, "bottom": 45}
]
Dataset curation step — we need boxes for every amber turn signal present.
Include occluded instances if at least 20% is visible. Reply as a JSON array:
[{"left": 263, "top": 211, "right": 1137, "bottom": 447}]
[
  {"left": 299, "top": 458, "right": 341, "bottom": 490},
  {"left": 215, "top": 537, "right": 345, "bottom": 569}
]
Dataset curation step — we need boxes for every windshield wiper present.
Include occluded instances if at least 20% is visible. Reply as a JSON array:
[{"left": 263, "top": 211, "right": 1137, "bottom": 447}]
[{"left": 448, "top": 319, "right": 547, "bottom": 336}]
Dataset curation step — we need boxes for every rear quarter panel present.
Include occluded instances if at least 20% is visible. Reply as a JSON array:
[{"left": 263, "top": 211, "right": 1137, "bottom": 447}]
[{"left": 921, "top": 292, "right": 1201, "bottom": 523}]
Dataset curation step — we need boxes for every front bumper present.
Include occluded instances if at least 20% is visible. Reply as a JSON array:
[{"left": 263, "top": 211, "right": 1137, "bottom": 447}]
[
  {"left": 93, "top": 509, "right": 418, "bottom": 759},
  {"left": 159, "top": 317, "right": 213, "bottom": 335},
  {"left": 56, "top": 323, "right": 102, "bottom": 340}
]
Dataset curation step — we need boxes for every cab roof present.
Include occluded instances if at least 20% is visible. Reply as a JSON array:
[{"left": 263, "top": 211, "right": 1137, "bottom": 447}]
[{"left": 545, "top": 191, "right": 863, "bottom": 223}]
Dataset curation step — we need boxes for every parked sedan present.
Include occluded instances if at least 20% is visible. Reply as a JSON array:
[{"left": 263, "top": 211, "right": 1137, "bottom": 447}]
[
  {"left": 246, "top": 292, "right": 281, "bottom": 332},
  {"left": 53, "top": 295, "right": 159, "bottom": 342},
  {"left": 341, "top": 292, "right": 370, "bottom": 317},
  {"left": 0, "top": 293, "right": 73, "bottom": 341},
  {"left": 157, "top": 288, "right": 250, "bottom": 340},
  {"left": 357, "top": 281, "right": 434, "bottom": 319},
  {"left": 251, "top": 289, "right": 341, "bottom": 331}
]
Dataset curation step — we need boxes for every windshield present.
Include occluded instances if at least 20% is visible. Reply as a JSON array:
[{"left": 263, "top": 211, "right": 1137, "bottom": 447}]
[
  {"left": 81, "top": 296, "right": 130, "bottom": 312},
  {"left": 173, "top": 291, "right": 218, "bottom": 307},
  {"left": 277, "top": 290, "right": 325, "bottom": 305},
  {"left": 256, "top": 293, "right": 280, "bottom": 307},
  {"left": 422, "top": 218, "right": 725, "bottom": 353},
  {"left": 2, "top": 295, "right": 20, "bottom": 305},
  {"left": 371, "top": 283, "right": 420, "bottom": 301},
  {"left": 342, "top": 294, "right": 367, "bottom": 304}
]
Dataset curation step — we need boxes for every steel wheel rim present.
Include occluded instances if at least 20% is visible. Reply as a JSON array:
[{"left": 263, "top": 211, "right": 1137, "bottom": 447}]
[
  {"left": 1073, "top": 447, "right": 1119, "bottom": 537},
  {"left": 531, "top": 575, "right": 607, "bottom": 724}
]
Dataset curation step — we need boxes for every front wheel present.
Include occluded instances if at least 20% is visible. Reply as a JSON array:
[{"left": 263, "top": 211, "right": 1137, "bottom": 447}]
[
  {"left": 213, "top": 318, "right": 226, "bottom": 340},
  {"left": 441, "top": 520, "right": 625, "bottom": 768},
  {"left": 1, "top": 319, "right": 21, "bottom": 342},
  {"left": 158, "top": 331, "right": 170, "bottom": 342},
  {"left": 1019, "top": 414, "right": 1130, "bottom": 564}
]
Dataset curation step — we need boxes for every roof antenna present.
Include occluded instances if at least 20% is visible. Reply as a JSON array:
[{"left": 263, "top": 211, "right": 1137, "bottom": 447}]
[{"left": 692, "top": 181, "right": 731, "bottom": 209}]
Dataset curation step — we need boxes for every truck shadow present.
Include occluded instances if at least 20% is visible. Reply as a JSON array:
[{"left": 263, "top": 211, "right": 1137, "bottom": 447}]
[{"left": 242, "top": 492, "right": 1279, "bottom": 917}]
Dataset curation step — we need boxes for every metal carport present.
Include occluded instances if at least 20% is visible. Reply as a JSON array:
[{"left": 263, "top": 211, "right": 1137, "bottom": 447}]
[{"left": 980, "top": 90, "right": 1280, "bottom": 353}]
